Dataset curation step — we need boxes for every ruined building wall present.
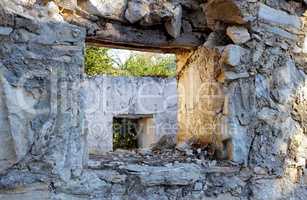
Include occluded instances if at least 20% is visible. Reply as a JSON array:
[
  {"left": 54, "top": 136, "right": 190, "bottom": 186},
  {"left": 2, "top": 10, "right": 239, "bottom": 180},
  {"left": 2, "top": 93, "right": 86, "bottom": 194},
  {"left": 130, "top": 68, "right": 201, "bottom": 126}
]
[
  {"left": 177, "top": 48, "right": 226, "bottom": 157},
  {"left": 0, "top": 0, "right": 306, "bottom": 199},
  {"left": 0, "top": 6, "right": 87, "bottom": 181},
  {"left": 83, "top": 76, "right": 177, "bottom": 153}
]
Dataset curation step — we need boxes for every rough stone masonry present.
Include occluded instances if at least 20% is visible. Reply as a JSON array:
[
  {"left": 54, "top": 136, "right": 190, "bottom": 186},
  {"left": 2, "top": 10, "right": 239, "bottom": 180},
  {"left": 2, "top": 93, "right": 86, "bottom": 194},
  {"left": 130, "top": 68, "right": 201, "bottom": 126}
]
[{"left": 0, "top": 0, "right": 306, "bottom": 200}]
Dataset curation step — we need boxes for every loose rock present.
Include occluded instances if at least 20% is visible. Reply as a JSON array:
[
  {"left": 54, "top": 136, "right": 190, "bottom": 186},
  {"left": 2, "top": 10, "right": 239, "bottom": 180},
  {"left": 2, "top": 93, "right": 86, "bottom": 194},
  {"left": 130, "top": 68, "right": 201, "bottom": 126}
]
[
  {"left": 226, "top": 26, "right": 250, "bottom": 44},
  {"left": 164, "top": 5, "right": 182, "bottom": 38}
]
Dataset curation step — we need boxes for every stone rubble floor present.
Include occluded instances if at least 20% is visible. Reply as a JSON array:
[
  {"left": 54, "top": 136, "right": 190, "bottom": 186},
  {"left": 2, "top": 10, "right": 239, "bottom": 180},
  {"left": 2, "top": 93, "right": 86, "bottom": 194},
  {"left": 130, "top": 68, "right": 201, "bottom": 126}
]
[{"left": 88, "top": 149, "right": 240, "bottom": 170}]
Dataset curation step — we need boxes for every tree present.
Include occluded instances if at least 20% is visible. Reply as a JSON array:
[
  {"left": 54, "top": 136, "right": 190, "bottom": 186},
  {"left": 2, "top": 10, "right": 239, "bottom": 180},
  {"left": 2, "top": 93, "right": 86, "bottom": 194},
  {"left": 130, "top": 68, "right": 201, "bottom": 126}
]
[
  {"left": 122, "top": 53, "right": 176, "bottom": 77},
  {"left": 85, "top": 47, "right": 114, "bottom": 76},
  {"left": 85, "top": 47, "right": 176, "bottom": 77}
]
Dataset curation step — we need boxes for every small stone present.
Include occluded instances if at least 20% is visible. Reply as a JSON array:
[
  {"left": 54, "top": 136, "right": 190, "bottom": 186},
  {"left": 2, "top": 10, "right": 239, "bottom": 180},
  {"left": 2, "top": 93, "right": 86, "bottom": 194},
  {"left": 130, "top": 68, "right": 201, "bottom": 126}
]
[
  {"left": 165, "top": 5, "right": 182, "bottom": 38},
  {"left": 72, "top": 29, "right": 81, "bottom": 38},
  {"left": 186, "top": 149, "right": 194, "bottom": 156},
  {"left": 165, "top": 163, "right": 173, "bottom": 167},
  {"left": 254, "top": 166, "right": 267, "bottom": 175},
  {"left": 208, "top": 160, "right": 217, "bottom": 167},
  {"left": 302, "top": 36, "right": 307, "bottom": 54},
  {"left": 174, "top": 161, "right": 180, "bottom": 165},
  {"left": 224, "top": 71, "right": 250, "bottom": 80},
  {"left": 12, "top": 0, "right": 36, "bottom": 6},
  {"left": 221, "top": 44, "right": 248, "bottom": 66},
  {"left": 80, "top": 0, "right": 127, "bottom": 22},
  {"left": 125, "top": 0, "right": 149, "bottom": 23},
  {"left": 138, "top": 148, "right": 152, "bottom": 156},
  {"left": 43, "top": 1, "right": 64, "bottom": 22},
  {"left": 0, "top": 26, "right": 13, "bottom": 36},
  {"left": 151, "top": 134, "right": 177, "bottom": 151},
  {"left": 182, "top": 20, "right": 193, "bottom": 33},
  {"left": 176, "top": 142, "right": 191, "bottom": 152},
  {"left": 293, "top": 45, "right": 302, "bottom": 54},
  {"left": 195, "top": 159, "right": 202, "bottom": 165},
  {"left": 194, "top": 182, "right": 203, "bottom": 191},
  {"left": 49, "top": 13, "right": 64, "bottom": 22},
  {"left": 304, "top": 170, "right": 307, "bottom": 185},
  {"left": 226, "top": 26, "right": 250, "bottom": 44},
  {"left": 47, "top": 1, "right": 60, "bottom": 15},
  {"left": 257, "top": 107, "right": 279, "bottom": 124}
]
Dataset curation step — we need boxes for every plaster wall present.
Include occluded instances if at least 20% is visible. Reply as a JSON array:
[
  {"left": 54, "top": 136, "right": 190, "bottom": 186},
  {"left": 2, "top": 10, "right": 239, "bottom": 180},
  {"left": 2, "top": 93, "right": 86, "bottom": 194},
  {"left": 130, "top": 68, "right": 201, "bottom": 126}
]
[{"left": 83, "top": 76, "right": 178, "bottom": 154}]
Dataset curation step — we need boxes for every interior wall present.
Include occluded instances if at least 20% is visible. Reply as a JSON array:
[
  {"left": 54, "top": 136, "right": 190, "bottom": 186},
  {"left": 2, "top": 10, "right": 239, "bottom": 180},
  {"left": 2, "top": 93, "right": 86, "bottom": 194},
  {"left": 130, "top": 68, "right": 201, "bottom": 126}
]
[
  {"left": 83, "top": 76, "right": 177, "bottom": 154},
  {"left": 137, "top": 117, "right": 156, "bottom": 149},
  {"left": 177, "top": 47, "right": 226, "bottom": 157}
]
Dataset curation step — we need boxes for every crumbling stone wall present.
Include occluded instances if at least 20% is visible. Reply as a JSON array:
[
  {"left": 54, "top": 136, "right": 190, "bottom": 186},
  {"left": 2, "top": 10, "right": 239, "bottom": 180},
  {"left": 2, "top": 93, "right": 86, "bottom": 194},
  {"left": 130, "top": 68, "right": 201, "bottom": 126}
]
[
  {"left": 0, "top": 0, "right": 307, "bottom": 200},
  {"left": 177, "top": 47, "right": 226, "bottom": 158},
  {"left": 0, "top": 4, "right": 87, "bottom": 181},
  {"left": 83, "top": 76, "right": 177, "bottom": 153}
]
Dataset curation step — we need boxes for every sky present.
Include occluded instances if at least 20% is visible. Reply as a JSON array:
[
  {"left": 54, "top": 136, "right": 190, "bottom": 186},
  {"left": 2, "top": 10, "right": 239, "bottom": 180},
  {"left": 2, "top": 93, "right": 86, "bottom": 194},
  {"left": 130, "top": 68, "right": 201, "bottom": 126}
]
[
  {"left": 107, "top": 49, "right": 133, "bottom": 68},
  {"left": 107, "top": 48, "right": 175, "bottom": 68}
]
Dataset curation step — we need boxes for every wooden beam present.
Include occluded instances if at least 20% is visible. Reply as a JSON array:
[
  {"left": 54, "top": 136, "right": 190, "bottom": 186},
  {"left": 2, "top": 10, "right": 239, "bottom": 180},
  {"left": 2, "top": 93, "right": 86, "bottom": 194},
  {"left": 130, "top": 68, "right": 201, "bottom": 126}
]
[{"left": 86, "top": 22, "right": 206, "bottom": 53}]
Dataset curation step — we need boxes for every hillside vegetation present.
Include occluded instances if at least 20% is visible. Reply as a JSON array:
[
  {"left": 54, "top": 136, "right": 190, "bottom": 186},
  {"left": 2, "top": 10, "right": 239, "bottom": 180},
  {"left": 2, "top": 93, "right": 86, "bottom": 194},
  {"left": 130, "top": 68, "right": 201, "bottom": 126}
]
[{"left": 85, "top": 47, "right": 176, "bottom": 77}]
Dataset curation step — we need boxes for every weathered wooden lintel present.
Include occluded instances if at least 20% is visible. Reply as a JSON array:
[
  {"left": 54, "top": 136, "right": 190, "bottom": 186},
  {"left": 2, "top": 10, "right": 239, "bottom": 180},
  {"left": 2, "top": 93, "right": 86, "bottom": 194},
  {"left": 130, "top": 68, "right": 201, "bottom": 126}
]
[{"left": 86, "top": 22, "right": 206, "bottom": 53}]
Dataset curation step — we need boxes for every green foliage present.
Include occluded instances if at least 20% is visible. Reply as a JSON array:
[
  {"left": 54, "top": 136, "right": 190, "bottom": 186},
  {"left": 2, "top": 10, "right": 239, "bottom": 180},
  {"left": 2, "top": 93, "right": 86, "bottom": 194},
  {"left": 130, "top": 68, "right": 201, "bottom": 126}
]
[
  {"left": 85, "top": 47, "right": 176, "bottom": 77},
  {"left": 113, "top": 118, "right": 138, "bottom": 150},
  {"left": 122, "top": 54, "right": 176, "bottom": 77},
  {"left": 84, "top": 47, "right": 115, "bottom": 76}
]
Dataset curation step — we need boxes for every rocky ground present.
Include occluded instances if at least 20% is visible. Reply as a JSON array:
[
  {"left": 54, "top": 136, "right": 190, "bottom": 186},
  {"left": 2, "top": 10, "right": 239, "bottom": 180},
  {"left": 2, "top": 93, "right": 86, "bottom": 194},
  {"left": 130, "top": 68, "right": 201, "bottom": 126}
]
[{"left": 89, "top": 148, "right": 238, "bottom": 170}]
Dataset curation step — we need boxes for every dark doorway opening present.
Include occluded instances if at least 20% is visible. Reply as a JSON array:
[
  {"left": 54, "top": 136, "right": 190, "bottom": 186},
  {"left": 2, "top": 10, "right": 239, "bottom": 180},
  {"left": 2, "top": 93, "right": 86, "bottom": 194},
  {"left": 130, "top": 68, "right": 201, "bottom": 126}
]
[
  {"left": 113, "top": 117, "right": 139, "bottom": 150},
  {"left": 112, "top": 114, "right": 155, "bottom": 151}
]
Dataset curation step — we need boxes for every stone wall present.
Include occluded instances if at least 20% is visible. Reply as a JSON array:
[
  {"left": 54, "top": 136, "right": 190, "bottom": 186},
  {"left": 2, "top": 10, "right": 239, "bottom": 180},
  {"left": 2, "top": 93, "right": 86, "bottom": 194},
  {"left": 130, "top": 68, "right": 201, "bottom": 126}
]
[
  {"left": 0, "top": 4, "right": 87, "bottom": 181},
  {"left": 177, "top": 47, "right": 226, "bottom": 158},
  {"left": 0, "top": 0, "right": 307, "bottom": 199},
  {"left": 83, "top": 76, "right": 177, "bottom": 153},
  {"left": 5, "top": 0, "right": 208, "bottom": 51}
]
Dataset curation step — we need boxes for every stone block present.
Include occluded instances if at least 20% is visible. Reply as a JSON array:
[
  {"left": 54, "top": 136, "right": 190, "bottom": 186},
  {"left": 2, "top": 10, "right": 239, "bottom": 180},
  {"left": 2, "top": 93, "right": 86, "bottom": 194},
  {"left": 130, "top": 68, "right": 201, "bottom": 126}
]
[
  {"left": 164, "top": 5, "right": 182, "bottom": 38},
  {"left": 0, "top": 183, "right": 50, "bottom": 200},
  {"left": 221, "top": 45, "right": 248, "bottom": 66},
  {"left": 80, "top": 0, "right": 127, "bottom": 22},
  {"left": 121, "top": 163, "right": 201, "bottom": 186},
  {"left": 260, "top": 24, "right": 297, "bottom": 40},
  {"left": 0, "top": 26, "right": 12, "bottom": 36},
  {"left": 223, "top": 71, "right": 249, "bottom": 81},
  {"left": 193, "top": 181, "right": 203, "bottom": 191},
  {"left": 125, "top": 0, "right": 149, "bottom": 23},
  {"left": 226, "top": 26, "right": 250, "bottom": 44},
  {"left": 258, "top": 4, "right": 301, "bottom": 29}
]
